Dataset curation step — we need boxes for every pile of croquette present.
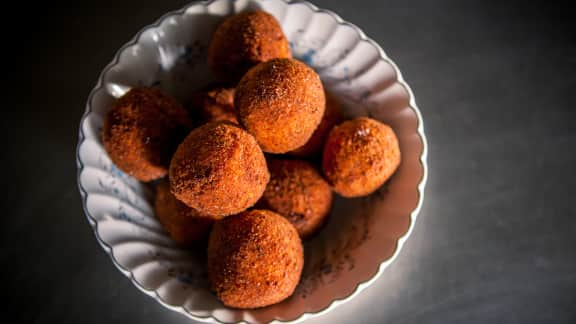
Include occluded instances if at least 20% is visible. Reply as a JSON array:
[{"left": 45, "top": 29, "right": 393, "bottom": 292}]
[{"left": 101, "top": 10, "right": 401, "bottom": 309}]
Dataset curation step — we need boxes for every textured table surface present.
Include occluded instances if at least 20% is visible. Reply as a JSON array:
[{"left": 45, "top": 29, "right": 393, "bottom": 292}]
[{"left": 4, "top": 0, "right": 575, "bottom": 323}]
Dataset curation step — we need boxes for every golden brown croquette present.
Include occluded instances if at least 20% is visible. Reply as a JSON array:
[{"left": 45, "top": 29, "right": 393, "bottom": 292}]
[
  {"left": 235, "top": 58, "right": 325, "bottom": 153},
  {"left": 208, "top": 11, "right": 291, "bottom": 83},
  {"left": 102, "top": 87, "right": 192, "bottom": 182},
  {"left": 169, "top": 122, "right": 269, "bottom": 217},
  {"left": 189, "top": 85, "right": 237, "bottom": 125},
  {"left": 322, "top": 117, "right": 401, "bottom": 197},
  {"left": 207, "top": 209, "right": 303, "bottom": 309},
  {"left": 154, "top": 180, "right": 213, "bottom": 246},
  {"left": 258, "top": 159, "right": 332, "bottom": 239}
]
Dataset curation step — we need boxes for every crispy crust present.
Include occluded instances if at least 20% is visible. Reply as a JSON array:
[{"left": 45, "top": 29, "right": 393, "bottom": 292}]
[
  {"left": 207, "top": 210, "right": 303, "bottom": 309},
  {"left": 169, "top": 122, "right": 269, "bottom": 217},
  {"left": 235, "top": 58, "right": 325, "bottom": 153},
  {"left": 154, "top": 180, "right": 214, "bottom": 246},
  {"left": 322, "top": 117, "right": 401, "bottom": 197},
  {"left": 258, "top": 159, "right": 332, "bottom": 239},
  {"left": 102, "top": 87, "right": 192, "bottom": 182},
  {"left": 208, "top": 11, "right": 291, "bottom": 83}
]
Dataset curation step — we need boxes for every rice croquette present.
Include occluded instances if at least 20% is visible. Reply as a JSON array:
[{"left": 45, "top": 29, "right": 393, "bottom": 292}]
[
  {"left": 207, "top": 209, "right": 303, "bottom": 309},
  {"left": 208, "top": 11, "right": 291, "bottom": 83},
  {"left": 169, "top": 122, "right": 269, "bottom": 217},
  {"left": 102, "top": 87, "right": 192, "bottom": 182},
  {"left": 322, "top": 117, "right": 401, "bottom": 197},
  {"left": 154, "top": 180, "right": 213, "bottom": 246},
  {"left": 189, "top": 85, "right": 237, "bottom": 125},
  {"left": 235, "top": 58, "right": 325, "bottom": 153},
  {"left": 258, "top": 159, "right": 332, "bottom": 239}
]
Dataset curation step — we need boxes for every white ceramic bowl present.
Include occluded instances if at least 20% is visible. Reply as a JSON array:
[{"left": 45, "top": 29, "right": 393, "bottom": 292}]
[{"left": 76, "top": 0, "right": 428, "bottom": 322}]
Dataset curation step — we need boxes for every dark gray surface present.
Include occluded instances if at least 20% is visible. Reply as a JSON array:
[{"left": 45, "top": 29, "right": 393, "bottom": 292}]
[{"left": 3, "top": 0, "right": 576, "bottom": 323}]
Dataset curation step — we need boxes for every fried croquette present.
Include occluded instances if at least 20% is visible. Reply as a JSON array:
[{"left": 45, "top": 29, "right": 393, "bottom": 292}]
[
  {"left": 169, "top": 122, "right": 269, "bottom": 217},
  {"left": 322, "top": 117, "right": 401, "bottom": 197},
  {"left": 154, "top": 180, "right": 213, "bottom": 246},
  {"left": 208, "top": 10, "right": 291, "bottom": 83},
  {"left": 289, "top": 92, "right": 342, "bottom": 157},
  {"left": 235, "top": 58, "right": 325, "bottom": 153},
  {"left": 258, "top": 159, "right": 332, "bottom": 239},
  {"left": 102, "top": 87, "right": 192, "bottom": 182},
  {"left": 189, "top": 85, "right": 237, "bottom": 125},
  {"left": 208, "top": 209, "right": 303, "bottom": 309}
]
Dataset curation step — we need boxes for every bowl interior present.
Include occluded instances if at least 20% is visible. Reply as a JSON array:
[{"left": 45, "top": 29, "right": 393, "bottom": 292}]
[{"left": 77, "top": 0, "right": 426, "bottom": 323}]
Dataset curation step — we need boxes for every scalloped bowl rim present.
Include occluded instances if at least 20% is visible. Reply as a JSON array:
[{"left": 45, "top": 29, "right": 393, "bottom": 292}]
[{"left": 75, "top": 0, "right": 428, "bottom": 323}]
